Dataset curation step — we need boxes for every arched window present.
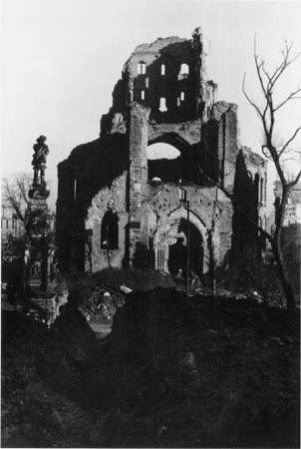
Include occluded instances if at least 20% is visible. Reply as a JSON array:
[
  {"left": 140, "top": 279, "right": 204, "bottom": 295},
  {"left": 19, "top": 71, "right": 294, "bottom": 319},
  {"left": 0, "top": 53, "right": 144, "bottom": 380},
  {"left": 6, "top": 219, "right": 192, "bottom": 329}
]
[
  {"left": 161, "top": 64, "right": 166, "bottom": 75},
  {"left": 159, "top": 97, "right": 168, "bottom": 112},
  {"left": 141, "top": 90, "right": 145, "bottom": 100},
  {"left": 180, "top": 91, "right": 185, "bottom": 101},
  {"left": 101, "top": 209, "right": 119, "bottom": 250},
  {"left": 180, "top": 63, "right": 189, "bottom": 76},
  {"left": 138, "top": 61, "right": 146, "bottom": 75}
]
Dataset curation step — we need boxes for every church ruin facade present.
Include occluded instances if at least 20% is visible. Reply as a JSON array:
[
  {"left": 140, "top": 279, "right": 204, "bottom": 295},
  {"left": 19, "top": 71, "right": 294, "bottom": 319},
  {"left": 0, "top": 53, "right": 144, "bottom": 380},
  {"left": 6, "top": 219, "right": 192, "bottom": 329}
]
[{"left": 56, "top": 29, "right": 267, "bottom": 276}]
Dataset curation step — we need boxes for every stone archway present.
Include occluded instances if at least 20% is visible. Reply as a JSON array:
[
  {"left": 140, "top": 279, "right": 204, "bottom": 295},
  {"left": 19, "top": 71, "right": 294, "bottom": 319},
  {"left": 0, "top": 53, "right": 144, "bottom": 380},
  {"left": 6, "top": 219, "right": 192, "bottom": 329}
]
[
  {"left": 168, "top": 219, "right": 203, "bottom": 277},
  {"left": 147, "top": 133, "right": 191, "bottom": 184},
  {"left": 153, "top": 207, "right": 209, "bottom": 275}
]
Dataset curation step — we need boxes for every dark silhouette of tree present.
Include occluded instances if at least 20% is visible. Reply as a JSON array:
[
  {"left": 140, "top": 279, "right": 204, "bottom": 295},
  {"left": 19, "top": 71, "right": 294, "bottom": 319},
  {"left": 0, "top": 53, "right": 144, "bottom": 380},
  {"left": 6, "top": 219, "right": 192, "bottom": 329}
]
[
  {"left": 2, "top": 173, "right": 32, "bottom": 239},
  {"left": 197, "top": 40, "right": 300, "bottom": 309},
  {"left": 243, "top": 39, "right": 301, "bottom": 310}
]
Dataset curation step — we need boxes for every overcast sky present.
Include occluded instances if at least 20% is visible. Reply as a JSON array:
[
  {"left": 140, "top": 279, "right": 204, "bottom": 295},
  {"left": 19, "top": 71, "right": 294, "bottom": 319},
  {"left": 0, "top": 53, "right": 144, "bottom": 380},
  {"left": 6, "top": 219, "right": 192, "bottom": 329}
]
[{"left": 2, "top": 0, "right": 301, "bottom": 209}]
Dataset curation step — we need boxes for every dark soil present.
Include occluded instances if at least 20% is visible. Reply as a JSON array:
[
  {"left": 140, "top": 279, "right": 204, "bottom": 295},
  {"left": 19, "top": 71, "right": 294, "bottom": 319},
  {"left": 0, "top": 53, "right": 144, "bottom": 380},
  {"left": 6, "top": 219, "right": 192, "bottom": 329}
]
[{"left": 2, "top": 289, "right": 300, "bottom": 447}]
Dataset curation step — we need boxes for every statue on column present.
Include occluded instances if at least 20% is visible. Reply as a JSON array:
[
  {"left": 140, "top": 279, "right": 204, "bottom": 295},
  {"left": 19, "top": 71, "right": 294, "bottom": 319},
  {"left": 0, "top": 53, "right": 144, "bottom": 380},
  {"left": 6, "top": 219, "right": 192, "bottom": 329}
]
[{"left": 32, "top": 135, "right": 49, "bottom": 186}]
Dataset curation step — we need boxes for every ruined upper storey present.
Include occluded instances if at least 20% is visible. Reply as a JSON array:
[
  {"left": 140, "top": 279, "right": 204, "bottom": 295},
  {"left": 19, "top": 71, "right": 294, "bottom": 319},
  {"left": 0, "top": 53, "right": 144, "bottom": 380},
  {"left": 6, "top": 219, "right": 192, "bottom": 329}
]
[{"left": 106, "top": 28, "right": 217, "bottom": 127}]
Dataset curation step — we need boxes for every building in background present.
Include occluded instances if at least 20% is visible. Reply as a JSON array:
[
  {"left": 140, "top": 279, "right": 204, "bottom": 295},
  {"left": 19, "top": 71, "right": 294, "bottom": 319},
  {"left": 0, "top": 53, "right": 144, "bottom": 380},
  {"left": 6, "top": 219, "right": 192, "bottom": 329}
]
[
  {"left": 274, "top": 180, "right": 301, "bottom": 300},
  {"left": 1, "top": 203, "right": 25, "bottom": 242},
  {"left": 56, "top": 29, "right": 267, "bottom": 275},
  {"left": 1, "top": 202, "right": 56, "bottom": 244}
]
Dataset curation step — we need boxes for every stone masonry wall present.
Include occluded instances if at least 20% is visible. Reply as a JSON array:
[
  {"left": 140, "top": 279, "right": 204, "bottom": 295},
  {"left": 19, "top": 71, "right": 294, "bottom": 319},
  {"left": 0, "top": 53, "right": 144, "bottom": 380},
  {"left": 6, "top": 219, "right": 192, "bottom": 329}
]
[{"left": 56, "top": 31, "right": 266, "bottom": 275}]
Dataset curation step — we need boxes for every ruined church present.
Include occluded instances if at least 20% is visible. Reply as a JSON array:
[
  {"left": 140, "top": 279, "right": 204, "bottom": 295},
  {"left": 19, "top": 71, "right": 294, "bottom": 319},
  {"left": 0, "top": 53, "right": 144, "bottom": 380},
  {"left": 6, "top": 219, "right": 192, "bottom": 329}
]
[{"left": 56, "top": 28, "right": 267, "bottom": 276}]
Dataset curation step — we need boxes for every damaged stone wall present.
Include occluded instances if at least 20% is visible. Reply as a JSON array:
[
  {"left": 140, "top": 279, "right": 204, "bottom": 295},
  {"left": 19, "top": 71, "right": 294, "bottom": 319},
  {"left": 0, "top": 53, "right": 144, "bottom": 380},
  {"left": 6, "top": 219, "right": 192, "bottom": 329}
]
[{"left": 56, "top": 28, "right": 266, "bottom": 275}]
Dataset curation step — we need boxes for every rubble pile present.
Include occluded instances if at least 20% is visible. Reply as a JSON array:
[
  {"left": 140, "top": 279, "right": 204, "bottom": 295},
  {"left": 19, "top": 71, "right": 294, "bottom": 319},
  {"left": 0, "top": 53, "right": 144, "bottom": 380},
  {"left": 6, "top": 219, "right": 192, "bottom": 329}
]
[
  {"left": 2, "top": 289, "right": 299, "bottom": 447},
  {"left": 89, "top": 289, "right": 299, "bottom": 447}
]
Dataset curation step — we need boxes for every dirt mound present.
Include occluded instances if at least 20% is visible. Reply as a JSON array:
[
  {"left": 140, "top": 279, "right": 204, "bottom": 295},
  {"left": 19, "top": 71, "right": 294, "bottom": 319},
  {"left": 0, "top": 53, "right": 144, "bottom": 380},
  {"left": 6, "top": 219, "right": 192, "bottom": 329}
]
[
  {"left": 86, "top": 289, "right": 300, "bottom": 447},
  {"left": 2, "top": 289, "right": 300, "bottom": 447}
]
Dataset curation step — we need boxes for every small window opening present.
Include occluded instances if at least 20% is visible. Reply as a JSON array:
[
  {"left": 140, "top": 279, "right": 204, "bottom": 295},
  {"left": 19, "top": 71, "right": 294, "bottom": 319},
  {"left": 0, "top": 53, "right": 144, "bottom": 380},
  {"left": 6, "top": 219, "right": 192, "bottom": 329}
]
[
  {"left": 259, "top": 177, "right": 263, "bottom": 203},
  {"left": 161, "top": 64, "right": 166, "bottom": 75},
  {"left": 101, "top": 209, "right": 119, "bottom": 250},
  {"left": 180, "top": 63, "right": 189, "bottom": 75},
  {"left": 141, "top": 90, "right": 145, "bottom": 100},
  {"left": 138, "top": 61, "right": 146, "bottom": 75},
  {"left": 73, "top": 178, "right": 77, "bottom": 200},
  {"left": 177, "top": 97, "right": 181, "bottom": 107},
  {"left": 180, "top": 91, "right": 185, "bottom": 101},
  {"left": 145, "top": 77, "right": 149, "bottom": 88},
  {"left": 159, "top": 97, "right": 168, "bottom": 112}
]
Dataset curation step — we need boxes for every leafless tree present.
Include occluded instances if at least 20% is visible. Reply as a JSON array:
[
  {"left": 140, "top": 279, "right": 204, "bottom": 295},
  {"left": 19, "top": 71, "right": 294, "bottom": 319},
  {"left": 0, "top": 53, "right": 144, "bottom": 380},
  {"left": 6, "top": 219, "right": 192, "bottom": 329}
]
[
  {"left": 2, "top": 173, "right": 32, "bottom": 239},
  {"left": 197, "top": 40, "right": 300, "bottom": 309},
  {"left": 242, "top": 39, "right": 301, "bottom": 310}
]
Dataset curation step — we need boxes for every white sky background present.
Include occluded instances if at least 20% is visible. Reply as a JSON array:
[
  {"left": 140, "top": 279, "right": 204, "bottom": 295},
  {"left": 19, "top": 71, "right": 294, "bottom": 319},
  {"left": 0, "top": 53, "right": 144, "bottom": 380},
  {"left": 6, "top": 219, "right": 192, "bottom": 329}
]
[{"left": 1, "top": 0, "right": 301, "bottom": 210}]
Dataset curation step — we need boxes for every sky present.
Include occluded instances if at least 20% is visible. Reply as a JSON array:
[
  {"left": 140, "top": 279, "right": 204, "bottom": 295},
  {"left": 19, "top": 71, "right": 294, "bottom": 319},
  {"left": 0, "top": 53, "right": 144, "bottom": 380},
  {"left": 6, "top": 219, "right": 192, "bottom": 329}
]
[{"left": 1, "top": 0, "right": 301, "bottom": 210}]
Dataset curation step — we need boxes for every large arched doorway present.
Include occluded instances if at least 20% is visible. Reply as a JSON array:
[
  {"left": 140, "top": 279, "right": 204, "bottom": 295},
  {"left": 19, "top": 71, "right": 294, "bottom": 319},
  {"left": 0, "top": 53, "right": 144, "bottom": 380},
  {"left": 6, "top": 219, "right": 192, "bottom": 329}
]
[
  {"left": 154, "top": 208, "right": 208, "bottom": 276},
  {"left": 168, "top": 218, "right": 203, "bottom": 277}
]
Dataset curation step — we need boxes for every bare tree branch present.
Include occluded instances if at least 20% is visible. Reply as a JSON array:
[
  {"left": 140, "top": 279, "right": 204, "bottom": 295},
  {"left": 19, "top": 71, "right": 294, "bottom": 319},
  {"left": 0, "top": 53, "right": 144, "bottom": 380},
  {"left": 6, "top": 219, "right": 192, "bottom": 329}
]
[
  {"left": 274, "top": 88, "right": 301, "bottom": 112},
  {"left": 288, "top": 169, "right": 301, "bottom": 188},
  {"left": 242, "top": 73, "right": 264, "bottom": 120},
  {"left": 2, "top": 174, "right": 32, "bottom": 235},
  {"left": 279, "top": 126, "right": 301, "bottom": 156}
]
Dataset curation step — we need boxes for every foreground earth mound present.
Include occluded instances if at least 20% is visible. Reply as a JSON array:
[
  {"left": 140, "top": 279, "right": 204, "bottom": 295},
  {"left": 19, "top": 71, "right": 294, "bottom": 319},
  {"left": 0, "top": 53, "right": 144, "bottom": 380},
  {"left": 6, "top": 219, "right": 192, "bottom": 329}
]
[{"left": 2, "top": 288, "right": 300, "bottom": 447}]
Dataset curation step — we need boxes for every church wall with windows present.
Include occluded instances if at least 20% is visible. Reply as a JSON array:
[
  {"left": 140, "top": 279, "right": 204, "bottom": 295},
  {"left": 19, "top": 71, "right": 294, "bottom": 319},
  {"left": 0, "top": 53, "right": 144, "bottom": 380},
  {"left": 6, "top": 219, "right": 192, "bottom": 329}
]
[{"left": 56, "top": 29, "right": 267, "bottom": 275}]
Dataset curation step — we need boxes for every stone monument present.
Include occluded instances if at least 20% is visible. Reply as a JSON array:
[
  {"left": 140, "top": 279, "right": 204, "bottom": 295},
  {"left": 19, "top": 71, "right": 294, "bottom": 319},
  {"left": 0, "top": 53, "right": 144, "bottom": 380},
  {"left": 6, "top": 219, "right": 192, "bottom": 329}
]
[
  {"left": 27, "top": 135, "right": 51, "bottom": 291},
  {"left": 25, "top": 136, "right": 64, "bottom": 325}
]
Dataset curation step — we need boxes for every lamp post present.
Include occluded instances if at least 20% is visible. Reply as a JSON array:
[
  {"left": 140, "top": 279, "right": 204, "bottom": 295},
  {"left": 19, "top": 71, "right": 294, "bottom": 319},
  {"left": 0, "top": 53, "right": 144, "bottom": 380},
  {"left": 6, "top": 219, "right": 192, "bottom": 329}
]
[{"left": 179, "top": 185, "right": 190, "bottom": 297}]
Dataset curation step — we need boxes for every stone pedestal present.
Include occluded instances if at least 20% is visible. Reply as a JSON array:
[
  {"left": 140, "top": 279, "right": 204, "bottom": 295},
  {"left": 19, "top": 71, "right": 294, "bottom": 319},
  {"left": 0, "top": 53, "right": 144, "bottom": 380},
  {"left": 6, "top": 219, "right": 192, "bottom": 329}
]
[{"left": 27, "top": 185, "right": 50, "bottom": 292}]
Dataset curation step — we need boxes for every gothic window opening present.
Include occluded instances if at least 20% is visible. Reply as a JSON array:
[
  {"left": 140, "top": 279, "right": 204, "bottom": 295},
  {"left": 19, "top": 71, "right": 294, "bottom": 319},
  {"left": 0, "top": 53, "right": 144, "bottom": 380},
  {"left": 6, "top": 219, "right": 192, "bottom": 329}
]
[
  {"left": 161, "top": 64, "right": 166, "bottom": 75},
  {"left": 180, "top": 91, "right": 185, "bottom": 101},
  {"left": 159, "top": 97, "right": 168, "bottom": 112},
  {"left": 141, "top": 90, "right": 145, "bottom": 100},
  {"left": 138, "top": 61, "right": 146, "bottom": 75},
  {"left": 101, "top": 209, "right": 119, "bottom": 250},
  {"left": 180, "top": 63, "right": 189, "bottom": 76}
]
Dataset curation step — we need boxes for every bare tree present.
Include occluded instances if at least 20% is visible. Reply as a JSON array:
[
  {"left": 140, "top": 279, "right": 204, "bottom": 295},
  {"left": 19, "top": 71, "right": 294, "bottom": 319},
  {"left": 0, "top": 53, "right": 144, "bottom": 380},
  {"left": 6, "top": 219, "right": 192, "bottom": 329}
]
[
  {"left": 197, "top": 41, "right": 300, "bottom": 309},
  {"left": 2, "top": 173, "right": 32, "bottom": 239},
  {"left": 242, "top": 39, "right": 301, "bottom": 310}
]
